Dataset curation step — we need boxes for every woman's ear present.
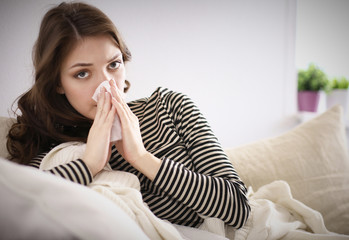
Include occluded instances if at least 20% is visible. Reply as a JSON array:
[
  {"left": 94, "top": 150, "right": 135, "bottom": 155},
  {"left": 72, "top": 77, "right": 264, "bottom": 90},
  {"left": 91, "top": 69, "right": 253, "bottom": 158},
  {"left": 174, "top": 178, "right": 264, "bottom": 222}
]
[{"left": 124, "top": 79, "right": 130, "bottom": 93}]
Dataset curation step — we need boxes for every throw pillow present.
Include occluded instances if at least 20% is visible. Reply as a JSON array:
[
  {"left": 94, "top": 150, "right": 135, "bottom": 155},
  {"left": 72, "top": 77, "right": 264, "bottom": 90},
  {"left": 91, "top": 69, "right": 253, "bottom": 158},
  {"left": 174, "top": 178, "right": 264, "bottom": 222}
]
[{"left": 225, "top": 105, "right": 349, "bottom": 234}]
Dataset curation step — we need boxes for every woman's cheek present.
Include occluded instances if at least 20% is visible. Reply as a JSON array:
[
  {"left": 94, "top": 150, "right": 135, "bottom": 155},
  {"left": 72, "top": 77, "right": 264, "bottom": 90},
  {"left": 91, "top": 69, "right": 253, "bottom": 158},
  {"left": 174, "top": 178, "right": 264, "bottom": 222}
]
[
  {"left": 117, "top": 81, "right": 125, "bottom": 91},
  {"left": 115, "top": 68, "right": 126, "bottom": 90}
]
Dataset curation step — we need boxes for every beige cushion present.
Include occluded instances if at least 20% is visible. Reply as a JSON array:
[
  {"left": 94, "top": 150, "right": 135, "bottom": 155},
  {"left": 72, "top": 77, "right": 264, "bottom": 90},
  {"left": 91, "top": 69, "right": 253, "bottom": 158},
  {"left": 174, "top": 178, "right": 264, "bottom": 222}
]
[{"left": 225, "top": 105, "right": 349, "bottom": 234}]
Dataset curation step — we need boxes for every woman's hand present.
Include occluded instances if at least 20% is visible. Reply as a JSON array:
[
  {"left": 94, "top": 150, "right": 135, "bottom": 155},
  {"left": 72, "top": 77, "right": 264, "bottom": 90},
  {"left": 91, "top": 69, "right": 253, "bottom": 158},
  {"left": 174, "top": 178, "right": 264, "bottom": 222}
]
[
  {"left": 110, "top": 80, "right": 147, "bottom": 164},
  {"left": 83, "top": 87, "right": 115, "bottom": 176},
  {"left": 110, "top": 80, "right": 161, "bottom": 180}
]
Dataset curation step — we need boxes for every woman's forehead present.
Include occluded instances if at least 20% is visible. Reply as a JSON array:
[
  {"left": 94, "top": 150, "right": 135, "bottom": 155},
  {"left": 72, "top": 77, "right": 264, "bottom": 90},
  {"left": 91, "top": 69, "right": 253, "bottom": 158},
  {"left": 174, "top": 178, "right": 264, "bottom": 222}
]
[{"left": 63, "top": 35, "right": 121, "bottom": 68}]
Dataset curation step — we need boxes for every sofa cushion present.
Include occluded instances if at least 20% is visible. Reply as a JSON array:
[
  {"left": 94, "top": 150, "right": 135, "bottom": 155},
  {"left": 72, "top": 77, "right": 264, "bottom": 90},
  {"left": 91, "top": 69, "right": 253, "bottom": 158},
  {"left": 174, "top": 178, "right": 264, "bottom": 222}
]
[{"left": 225, "top": 105, "right": 349, "bottom": 234}]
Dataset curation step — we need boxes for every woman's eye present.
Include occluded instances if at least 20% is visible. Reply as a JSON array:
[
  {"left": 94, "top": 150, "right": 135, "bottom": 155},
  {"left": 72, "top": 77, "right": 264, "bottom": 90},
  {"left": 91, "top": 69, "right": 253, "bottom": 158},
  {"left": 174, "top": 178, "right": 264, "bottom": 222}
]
[
  {"left": 108, "top": 61, "right": 121, "bottom": 70},
  {"left": 75, "top": 71, "right": 89, "bottom": 79}
]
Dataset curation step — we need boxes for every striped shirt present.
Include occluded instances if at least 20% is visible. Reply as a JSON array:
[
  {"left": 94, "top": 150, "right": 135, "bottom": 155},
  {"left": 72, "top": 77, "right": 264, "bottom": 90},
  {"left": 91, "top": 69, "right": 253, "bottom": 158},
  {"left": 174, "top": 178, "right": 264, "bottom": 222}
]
[{"left": 30, "top": 87, "right": 250, "bottom": 228}]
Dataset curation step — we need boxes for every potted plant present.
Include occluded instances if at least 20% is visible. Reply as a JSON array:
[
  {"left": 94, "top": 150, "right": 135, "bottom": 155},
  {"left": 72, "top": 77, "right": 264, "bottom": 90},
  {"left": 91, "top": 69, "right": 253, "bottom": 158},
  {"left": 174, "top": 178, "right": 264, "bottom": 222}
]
[
  {"left": 326, "top": 76, "right": 349, "bottom": 119},
  {"left": 297, "top": 63, "right": 328, "bottom": 112}
]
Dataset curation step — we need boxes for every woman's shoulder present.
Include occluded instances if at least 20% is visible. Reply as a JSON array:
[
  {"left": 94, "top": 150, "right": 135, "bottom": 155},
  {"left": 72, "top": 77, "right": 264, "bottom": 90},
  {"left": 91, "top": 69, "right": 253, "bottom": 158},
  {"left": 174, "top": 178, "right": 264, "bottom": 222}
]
[
  {"left": 128, "top": 87, "right": 189, "bottom": 107},
  {"left": 128, "top": 87, "right": 199, "bottom": 122}
]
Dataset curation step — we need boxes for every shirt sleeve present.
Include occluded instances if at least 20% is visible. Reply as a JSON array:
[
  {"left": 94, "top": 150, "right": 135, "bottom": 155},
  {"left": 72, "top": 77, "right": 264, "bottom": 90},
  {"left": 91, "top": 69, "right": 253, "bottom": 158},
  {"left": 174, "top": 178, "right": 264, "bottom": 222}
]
[
  {"left": 29, "top": 152, "right": 93, "bottom": 186},
  {"left": 152, "top": 91, "right": 250, "bottom": 228}
]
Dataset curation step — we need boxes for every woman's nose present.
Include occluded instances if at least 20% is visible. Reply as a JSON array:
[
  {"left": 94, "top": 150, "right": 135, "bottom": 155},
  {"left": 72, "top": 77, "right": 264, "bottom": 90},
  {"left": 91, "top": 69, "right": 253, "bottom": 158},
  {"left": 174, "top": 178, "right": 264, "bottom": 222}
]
[
  {"left": 100, "top": 70, "right": 113, "bottom": 81},
  {"left": 93, "top": 71, "right": 111, "bottom": 91}
]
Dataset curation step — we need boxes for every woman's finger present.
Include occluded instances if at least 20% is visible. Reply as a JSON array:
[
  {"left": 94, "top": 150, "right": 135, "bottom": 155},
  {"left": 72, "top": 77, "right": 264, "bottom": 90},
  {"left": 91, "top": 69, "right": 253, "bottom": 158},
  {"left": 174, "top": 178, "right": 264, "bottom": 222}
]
[
  {"left": 110, "top": 80, "right": 134, "bottom": 119},
  {"left": 103, "top": 91, "right": 111, "bottom": 114},
  {"left": 110, "top": 79, "right": 122, "bottom": 103},
  {"left": 111, "top": 97, "right": 128, "bottom": 125},
  {"left": 106, "top": 105, "right": 116, "bottom": 126},
  {"left": 94, "top": 87, "right": 106, "bottom": 120},
  {"left": 97, "top": 87, "right": 114, "bottom": 123}
]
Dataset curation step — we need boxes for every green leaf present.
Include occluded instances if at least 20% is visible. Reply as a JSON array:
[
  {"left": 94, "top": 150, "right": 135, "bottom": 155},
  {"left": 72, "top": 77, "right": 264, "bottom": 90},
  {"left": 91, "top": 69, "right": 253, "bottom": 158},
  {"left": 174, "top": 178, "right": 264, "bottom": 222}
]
[{"left": 297, "top": 63, "right": 329, "bottom": 91}]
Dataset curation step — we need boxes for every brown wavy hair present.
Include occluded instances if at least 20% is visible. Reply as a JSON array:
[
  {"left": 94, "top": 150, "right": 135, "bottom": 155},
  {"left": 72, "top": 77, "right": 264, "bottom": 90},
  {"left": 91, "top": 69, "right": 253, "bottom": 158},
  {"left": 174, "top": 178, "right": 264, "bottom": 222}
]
[{"left": 7, "top": 2, "right": 131, "bottom": 164}]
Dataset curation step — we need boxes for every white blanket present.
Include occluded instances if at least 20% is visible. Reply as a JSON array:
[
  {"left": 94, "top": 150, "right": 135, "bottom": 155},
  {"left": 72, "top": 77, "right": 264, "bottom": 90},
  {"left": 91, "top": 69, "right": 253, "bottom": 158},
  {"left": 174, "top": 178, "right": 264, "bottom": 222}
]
[
  {"left": 231, "top": 181, "right": 349, "bottom": 240},
  {"left": 40, "top": 142, "right": 183, "bottom": 240},
  {"left": 40, "top": 142, "right": 349, "bottom": 240}
]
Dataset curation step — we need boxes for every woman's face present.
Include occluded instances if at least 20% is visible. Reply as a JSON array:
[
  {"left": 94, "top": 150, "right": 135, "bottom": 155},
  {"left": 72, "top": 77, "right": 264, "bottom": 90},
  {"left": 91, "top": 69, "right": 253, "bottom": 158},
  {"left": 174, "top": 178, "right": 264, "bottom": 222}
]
[{"left": 59, "top": 35, "right": 126, "bottom": 119}]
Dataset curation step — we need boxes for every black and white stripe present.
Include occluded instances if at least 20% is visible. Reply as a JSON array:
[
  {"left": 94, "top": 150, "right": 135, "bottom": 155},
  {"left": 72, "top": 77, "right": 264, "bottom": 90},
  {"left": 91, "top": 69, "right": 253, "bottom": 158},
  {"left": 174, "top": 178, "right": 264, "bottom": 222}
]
[
  {"left": 31, "top": 153, "right": 92, "bottom": 185},
  {"left": 30, "top": 87, "right": 250, "bottom": 229}
]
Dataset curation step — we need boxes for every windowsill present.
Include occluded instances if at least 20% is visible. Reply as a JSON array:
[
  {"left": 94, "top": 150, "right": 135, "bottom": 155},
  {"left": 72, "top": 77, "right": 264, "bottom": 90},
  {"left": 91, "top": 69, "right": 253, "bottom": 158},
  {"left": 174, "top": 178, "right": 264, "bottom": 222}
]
[{"left": 297, "top": 111, "right": 349, "bottom": 129}]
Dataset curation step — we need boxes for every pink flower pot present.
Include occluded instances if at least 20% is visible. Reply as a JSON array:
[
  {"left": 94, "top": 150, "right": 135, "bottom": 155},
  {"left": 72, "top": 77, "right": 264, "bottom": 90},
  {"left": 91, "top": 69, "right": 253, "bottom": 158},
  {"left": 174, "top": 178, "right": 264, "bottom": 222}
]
[{"left": 297, "top": 91, "right": 320, "bottom": 112}]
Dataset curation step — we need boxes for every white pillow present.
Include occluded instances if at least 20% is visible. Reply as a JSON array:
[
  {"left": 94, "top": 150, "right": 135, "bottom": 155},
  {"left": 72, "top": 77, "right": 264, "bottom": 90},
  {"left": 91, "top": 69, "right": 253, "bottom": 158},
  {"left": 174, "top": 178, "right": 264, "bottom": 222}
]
[
  {"left": 0, "top": 157, "right": 149, "bottom": 240},
  {"left": 225, "top": 105, "right": 349, "bottom": 235}
]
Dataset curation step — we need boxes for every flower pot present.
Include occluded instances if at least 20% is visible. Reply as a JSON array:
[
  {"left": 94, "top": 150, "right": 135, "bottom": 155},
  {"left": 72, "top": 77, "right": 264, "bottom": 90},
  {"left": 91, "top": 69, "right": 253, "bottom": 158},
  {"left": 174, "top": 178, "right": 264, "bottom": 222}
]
[
  {"left": 297, "top": 91, "right": 320, "bottom": 112},
  {"left": 327, "top": 89, "right": 348, "bottom": 119}
]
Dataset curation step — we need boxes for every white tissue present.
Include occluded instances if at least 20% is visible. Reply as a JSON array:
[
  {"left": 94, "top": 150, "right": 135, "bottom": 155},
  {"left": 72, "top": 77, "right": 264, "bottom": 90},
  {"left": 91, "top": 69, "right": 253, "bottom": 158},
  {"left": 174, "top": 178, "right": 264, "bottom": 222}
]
[{"left": 92, "top": 80, "right": 122, "bottom": 142}]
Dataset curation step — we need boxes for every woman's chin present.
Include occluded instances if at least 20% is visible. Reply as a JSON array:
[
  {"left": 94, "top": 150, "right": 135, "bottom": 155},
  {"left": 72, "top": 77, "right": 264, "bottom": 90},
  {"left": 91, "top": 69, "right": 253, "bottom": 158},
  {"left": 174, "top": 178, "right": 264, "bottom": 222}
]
[{"left": 83, "top": 109, "right": 96, "bottom": 121}]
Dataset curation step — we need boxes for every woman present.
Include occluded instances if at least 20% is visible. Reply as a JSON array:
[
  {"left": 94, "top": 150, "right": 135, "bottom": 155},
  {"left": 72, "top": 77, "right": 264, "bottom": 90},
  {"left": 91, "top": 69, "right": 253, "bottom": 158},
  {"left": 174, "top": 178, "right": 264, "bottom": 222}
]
[{"left": 7, "top": 2, "right": 250, "bottom": 229}]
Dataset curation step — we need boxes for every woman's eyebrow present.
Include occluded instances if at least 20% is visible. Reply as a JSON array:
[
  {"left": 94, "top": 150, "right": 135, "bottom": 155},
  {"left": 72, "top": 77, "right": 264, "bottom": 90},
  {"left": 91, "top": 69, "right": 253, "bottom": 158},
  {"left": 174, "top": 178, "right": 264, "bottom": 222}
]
[
  {"left": 70, "top": 62, "right": 93, "bottom": 69},
  {"left": 107, "top": 52, "right": 122, "bottom": 63},
  {"left": 69, "top": 53, "right": 122, "bottom": 69}
]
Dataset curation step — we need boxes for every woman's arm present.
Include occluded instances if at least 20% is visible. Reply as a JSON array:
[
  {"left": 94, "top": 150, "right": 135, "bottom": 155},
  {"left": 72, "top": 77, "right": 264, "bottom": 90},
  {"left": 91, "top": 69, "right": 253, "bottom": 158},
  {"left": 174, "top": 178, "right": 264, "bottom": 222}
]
[
  {"left": 30, "top": 152, "right": 92, "bottom": 185},
  {"left": 28, "top": 87, "right": 116, "bottom": 185},
  {"left": 110, "top": 83, "right": 250, "bottom": 228},
  {"left": 111, "top": 80, "right": 162, "bottom": 181},
  {"left": 152, "top": 90, "right": 250, "bottom": 228}
]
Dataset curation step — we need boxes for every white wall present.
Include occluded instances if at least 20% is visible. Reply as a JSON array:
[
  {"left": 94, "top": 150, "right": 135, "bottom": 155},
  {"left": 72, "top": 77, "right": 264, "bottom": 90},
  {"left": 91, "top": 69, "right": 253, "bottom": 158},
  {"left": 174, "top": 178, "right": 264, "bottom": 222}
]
[
  {"left": 296, "top": 0, "right": 349, "bottom": 79},
  {"left": 296, "top": 0, "right": 349, "bottom": 118},
  {"left": 0, "top": 0, "right": 297, "bottom": 148}
]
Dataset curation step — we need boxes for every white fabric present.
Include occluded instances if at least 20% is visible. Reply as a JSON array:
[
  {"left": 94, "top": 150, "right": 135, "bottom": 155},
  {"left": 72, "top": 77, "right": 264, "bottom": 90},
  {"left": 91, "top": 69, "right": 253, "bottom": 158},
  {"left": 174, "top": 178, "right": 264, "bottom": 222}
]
[
  {"left": 225, "top": 105, "right": 349, "bottom": 234},
  {"left": 92, "top": 80, "right": 122, "bottom": 142},
  {"left": 40, "top": 142, "right": 184, "bottom": 240},
  {"left": 232, "top": 181, "right": 349, "bottom": 240},
  {"left": 0, "top": 157, "right": 149, "bottom": 240},
  {"left": 174, "top": 224, "right": 229, "bottom": 240}
]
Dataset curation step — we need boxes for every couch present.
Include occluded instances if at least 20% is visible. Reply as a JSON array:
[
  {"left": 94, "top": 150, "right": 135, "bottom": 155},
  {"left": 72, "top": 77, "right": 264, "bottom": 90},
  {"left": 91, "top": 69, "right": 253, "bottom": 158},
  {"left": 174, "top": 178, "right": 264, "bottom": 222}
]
[{"left": 0, "top": 105, "right": 348, "bottom": 239}]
